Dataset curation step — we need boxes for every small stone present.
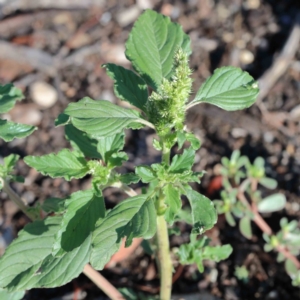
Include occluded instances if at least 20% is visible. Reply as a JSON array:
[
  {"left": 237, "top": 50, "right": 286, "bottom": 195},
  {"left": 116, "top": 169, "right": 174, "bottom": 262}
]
[
  {"left": 137, "top": 0, "right": 153, "bottom": 9},
  {"left": 30, "top": 81, "right": 58, "bottom": 108},
  {"left": 239, "top": 49, "right": 254, "bottom": 65},
  {"left": 231, "top": 127, "right": 247, "bottom": 138},
  {"left": 9, "top": 104, "right": 42, "bottom": 126},
  {"left": 117, "top": 5, "right": 140, "bottom": 27},
  {"left": 244, "top": 0, "right": 260, "bottom": 10}
]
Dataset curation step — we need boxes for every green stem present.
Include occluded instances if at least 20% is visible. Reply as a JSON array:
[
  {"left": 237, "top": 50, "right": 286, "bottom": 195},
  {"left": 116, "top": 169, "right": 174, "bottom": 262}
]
[
  {"left": 1, "top": 179, "right": 38, "bottom": 220},
  {"left": 156, "top": 143, "right": 173, "bottom": 300}
]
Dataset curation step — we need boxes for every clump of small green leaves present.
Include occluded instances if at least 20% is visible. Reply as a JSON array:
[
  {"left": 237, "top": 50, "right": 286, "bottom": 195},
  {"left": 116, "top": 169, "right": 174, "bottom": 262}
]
[
  {"left": 215, "top": 150, "right": 300, "bottom": 286},
  {"left": 0, "top": 10, "right": 259, "bottom": 299}
]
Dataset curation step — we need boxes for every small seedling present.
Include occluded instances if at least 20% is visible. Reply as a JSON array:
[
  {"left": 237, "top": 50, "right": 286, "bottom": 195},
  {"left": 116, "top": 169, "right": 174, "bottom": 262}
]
[
  {"left": 216, "top": 150, "right": 300, "bottom": 287},
  {"left": 0, "top": 10, "right": 259, "bottom": 300}
]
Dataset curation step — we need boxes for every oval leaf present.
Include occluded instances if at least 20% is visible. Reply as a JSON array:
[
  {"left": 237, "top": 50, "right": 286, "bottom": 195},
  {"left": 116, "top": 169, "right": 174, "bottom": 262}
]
[
  {"left": 104, "top": 63, "right": 148, "bottom": 111},
  {"left": 24, "top": 149, "right": 89, "bottom": 181},
  {"left": 0, "top": 119, "right": 36, "bottom": 142},
  {"left": 185, "top": 189, "right": 217, "bottom": 234},
  {"left": 64, "top": 98, "right": 144, "bottom": 137},
  {"left": 0, "top": 216, "right": 90, "bottom": 291},
  {"left": 53, "top": 189, "right": 105, "bottom": 256},
  {"left": 257, "top": 193, "right": 286, "bottom": 213},
  {"left": 239, "top": 216, "right": 252, "bottom": 239},
  {"left": 125, "top": 9, "right": 191, "bottom": 90},
  {"left": 190, "top": 66, "right": 259, "bottom": 111},
  {"left": 90, "top": 195, "right": 156, "bottom": 270}
]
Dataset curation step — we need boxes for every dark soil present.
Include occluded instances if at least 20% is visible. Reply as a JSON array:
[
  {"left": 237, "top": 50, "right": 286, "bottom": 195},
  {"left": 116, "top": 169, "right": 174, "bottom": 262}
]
[{"left": 0, "top": 0, "right": 300, "bottom": 299}]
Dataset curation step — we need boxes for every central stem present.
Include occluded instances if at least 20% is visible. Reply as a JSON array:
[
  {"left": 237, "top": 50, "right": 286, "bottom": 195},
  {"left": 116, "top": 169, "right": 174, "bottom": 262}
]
[{"left": 156, "top": 143, "right": 173, "bottom": 300}]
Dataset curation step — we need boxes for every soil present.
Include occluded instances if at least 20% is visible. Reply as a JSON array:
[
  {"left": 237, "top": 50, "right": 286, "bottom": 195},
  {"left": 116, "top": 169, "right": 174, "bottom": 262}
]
[{"left": 0, "top": 0, "right": 300, "bottom": 299}]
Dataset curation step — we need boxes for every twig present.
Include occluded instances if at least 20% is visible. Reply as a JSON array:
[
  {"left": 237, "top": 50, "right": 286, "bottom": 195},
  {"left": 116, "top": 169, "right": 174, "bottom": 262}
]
[
  {"left": 255, "top": 12, "right": 300, "bottom": 136},
  {"left": 83, "top": 265, "right": 125, "bottom": 300},
  {"left": 236, "top": 181, "right": 300, "bottom": 269}
]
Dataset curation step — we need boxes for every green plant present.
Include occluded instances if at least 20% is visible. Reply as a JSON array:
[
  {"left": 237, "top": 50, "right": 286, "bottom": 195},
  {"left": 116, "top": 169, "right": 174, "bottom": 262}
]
[
  {"left": 0, "top": 10, "right": 259, "bottom": 300},
  {"left": 215, "top": 150, "right": 300, "bottom": 287}
]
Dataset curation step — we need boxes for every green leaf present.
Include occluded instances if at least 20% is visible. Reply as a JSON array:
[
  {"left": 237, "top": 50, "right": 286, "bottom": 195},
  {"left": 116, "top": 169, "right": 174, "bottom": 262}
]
[
  {"left": 65, "top": 124, "right": 101, "bottom": 159},
  {"left": 185, "top": 189, "right": 217, "bottom": 234},
  {"left": 258, "top": 177, "right": 277, "bottom": 190},
  {"left": 163, "top": 184, "right": 181, "bottom": 224},
  {"left": 118, "top": 173, "right": 140, "bottom": 185},
  {"left": 90, "top": 195, "right": 156, "bottom": 269},
  {"left": 97, "top": 132, "right": 125, "bottom": 164},
  {"left": 24, "top": 149, "right": 89, "bottom": 180},
  {"left": 125, "top": 9, "right": 191, "bottom": 90},
  {"left": 0, "top": 119, "right": 36, "bottom": 142},
  {"left": 55, "top": 113, "right": 70, "bottom": 127},
  {"left": 53, "top": 189, "right": 105, "bottom": 256},
  {"left": 203, "top": 244, "right": 233, "bottom": 261},
  {"left": 103, "top": 63, "right": 148, "bottom": 111},
  {"left": 257, "top": 194, "right": 286, "bottom": 213},
  {"left": 42, "top": 197, "right": 65, "bottom": 213},
  {"left": 0, "top": 289, "right": 25, "bottom": 300},
  {"left": 239, "top": 216, "right": 252, "bottom": 239},
  {"left": 0, "top": 84, "right": 24, "bottom": 114},
  {"left": 190, "top": 66, "right": 259, "bottom": 111},
  {"left": 225, "top": 212, "right": 236, "bottom": 226},
  {"left": 169, "top": 148, "right": 195, "bottom": 173},
  {"left": 122, "top": 199, "right": 156, "bottom": 247},
  {"left": 0, "top": 216, "right": 90, "bottom": 291},
  {"left": 285, "top": 259, "right": 298, "bottom": 276},
  {"left": 185, "top": 133, "right": 201, "bottom": 150},
  {"left": 64, "top": 97, "right": 144, "bottom": 137},
  {"left": 135, "top": 165, "right": 156, "bottom": 183},
  {"left": 176, "top": 131, "right": 186, "bottom": 149}
]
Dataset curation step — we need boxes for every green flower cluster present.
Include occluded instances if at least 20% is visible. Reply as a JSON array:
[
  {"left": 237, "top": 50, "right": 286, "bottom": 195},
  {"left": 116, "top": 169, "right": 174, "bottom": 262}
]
[{"left": 146, "top": 48, "right": 192, "bottom": 136}]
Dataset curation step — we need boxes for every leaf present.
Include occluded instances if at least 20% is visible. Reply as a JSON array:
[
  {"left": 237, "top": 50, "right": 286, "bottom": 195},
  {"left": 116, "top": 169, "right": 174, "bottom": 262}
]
[
  {"left": 285, "top": 259, "right": 298, "bottom": 276},
  {"left": 0, "top": 216, "right": 90, "bottom": 291},
  {"left": 24, "top": 149, "right": 89, "bottom": 181},
  {"left": 65, "top": 124, "right": 101, "bottom": 159},
  {"left": 257, "top": 194, "right": 286, "bottom": 213},
  {"left": 169, "top": 148, "right": 195, "bottom": 173},
  {"left": 97, "top": 132, "right": 125, "bottom": 164},
  {"left": 125, "top": 9, "right": 191, "bottom": 90},
  {"left": 163, "top": 184, "right": 181, "bottom": 224},
  {"left": 225, "top": 212, "right": 236, "bottom": 226},
  {"left": 135, "top": 165, "right": 156, "bottom": 183},
  {"left": 64, "top": 97, "right": 144, "bottom": 137},
  {"left": 186, "top": 189, "right": 217, "bottom": 234},
  {"left": 190, "top": 66, "right": 259, "bottom": 111},
  {"left": 203, "top": 244, "right": 233, "bottom": 261},
  {"left": 122, "top": 199, "right": 156, "bottom": 247},
  {"left": 103, "top": 63, "right": 148, "bottom": 111},
  {"left": 42, "top": 197, "right": 65, "bottom": 213},
  {"left": 258, "top": 177, "right": 277, "bottom": 190},
  {"left": 119, "top": 173, "right": 140, "bottom": 185},
  {"left": 53, "top": 189, "right": 105, "bottom": 256},
  {"left": 0, "top": 119, "right": 36, "bottom": 142},
  {"left": 185, "top": 133, "right": 201, "bottom": 150},
  {"left": 239, "top": 216, "right": 252, "bottom": 239},
  {"left": 176, "top": 131, "right": 186, "bottom": 149},
  {"left": 0, "top": 289, "right": 25, "bottom": 300},
  {"left": 0, "top": 84, "right": 24, "bottom": 114},
  {"left": 90, "top": 195, "right": 156, "bottom": 270},
  {"left": 55, "top": 113, "right": 70, "bottom": 127}
]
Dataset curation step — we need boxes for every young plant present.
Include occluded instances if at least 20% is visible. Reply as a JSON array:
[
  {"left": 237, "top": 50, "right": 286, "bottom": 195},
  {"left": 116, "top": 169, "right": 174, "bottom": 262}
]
[
  {"left": 0, "top": 10, "right": 259, "bottom": 300},
  {"left": 215, "top": 150, "right": 300, "bottom": 287}
]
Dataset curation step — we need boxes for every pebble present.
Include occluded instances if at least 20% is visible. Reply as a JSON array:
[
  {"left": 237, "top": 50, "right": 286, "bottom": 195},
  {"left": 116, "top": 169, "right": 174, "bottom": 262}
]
[
  {"left": 137, "top": 0, "right": 153, "bottom": 9},
  {"left": 244, "top": 0, "right": 260, "bottom": 10},
  {"left": 239, "top": 49, "right": 254, "bottom": 65},
  {"left": 117, "top": 5, "right": 141, "bottom": 27},
  {"left": 231, "top": 127, "right": 247, "bottom": 138},
  {"left": 30, "top": 81, "right": 58, "bottom": 108},
  {"left": 9, "top": 103, "right": 42, "bottom": 126}
]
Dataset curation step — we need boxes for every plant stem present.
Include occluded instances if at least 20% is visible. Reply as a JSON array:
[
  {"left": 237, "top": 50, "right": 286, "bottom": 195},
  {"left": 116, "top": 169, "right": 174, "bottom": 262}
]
[
  {"left": 1, "top": 179, "right": 38, "bottom": 220},
  {"left": 156, "top": 214, "right": 173, "bottom": 300},
  {"left": 156, "top": 143, "right": 173, "bottom": 300},
  {"left": 1, "top": 179, "right": 124, "bottom": 299},
  {"left": 237, "top": 183, "right": 300, "bottom": 269}
]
